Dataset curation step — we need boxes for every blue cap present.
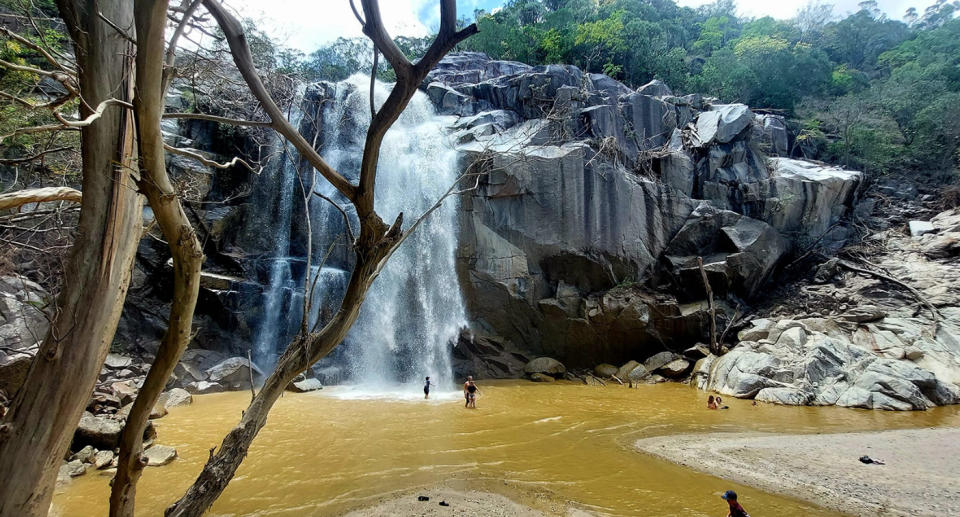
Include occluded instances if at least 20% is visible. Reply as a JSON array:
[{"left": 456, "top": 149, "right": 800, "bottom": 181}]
[{"left": 721, "top": 490, "right": 738, "bottom": 501}]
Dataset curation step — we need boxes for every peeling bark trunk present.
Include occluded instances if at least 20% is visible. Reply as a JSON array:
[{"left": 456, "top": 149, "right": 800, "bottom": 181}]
[
  {"left": 0, "top": 2, "right": 142, "bottom": 515},
  {"left": 109, "top": 2, "right": 204, "bottom": 516}
]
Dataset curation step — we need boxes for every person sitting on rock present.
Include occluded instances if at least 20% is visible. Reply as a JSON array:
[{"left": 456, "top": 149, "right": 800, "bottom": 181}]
[
  {"left": 721, "top": 490, "right": 750, "bottom": 517},
  {"left": 463, "top": 376, "right": 479, "bottom": 409},
  {"left": 707, "top": 395, "right": 718, "bottom": 410}
]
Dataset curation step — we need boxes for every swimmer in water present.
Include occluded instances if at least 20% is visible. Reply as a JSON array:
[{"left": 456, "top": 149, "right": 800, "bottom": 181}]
[{"left": 463, "top": 376, "right": 479, "bottom": 408}]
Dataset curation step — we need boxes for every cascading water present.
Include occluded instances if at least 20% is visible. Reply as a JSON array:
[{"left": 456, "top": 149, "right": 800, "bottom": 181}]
[
  {"left": 252, "top": 75, "right": 467, "bottom": 393},
  {"left": 250, "top": 101, "right": 303, "bottom": 370}
]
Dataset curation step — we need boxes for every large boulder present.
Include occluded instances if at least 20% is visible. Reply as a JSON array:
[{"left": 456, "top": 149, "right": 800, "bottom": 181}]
[
  {"left": 694, "top": 104, "right": 753, "bottom": 145},
  {"left": 594, "top": 363, "right": 619, "bottom": 377},
  {"left": 73, "top": 413, "right": 122, "bottom": 450},
  {"left": 658, "top": 359, "right": 691, "bottom": 378},
  {"left": 523, "top": 357, "right": 566, "bottom": 377},
  {"left": 161, "top": 388, "right": 193, "bottom": 408},
  {"left": 205, "top": 357, "right": 262, "bottom": 389},
  {"left": 664, "top": 204, "right": 789, "bottom": 298}
]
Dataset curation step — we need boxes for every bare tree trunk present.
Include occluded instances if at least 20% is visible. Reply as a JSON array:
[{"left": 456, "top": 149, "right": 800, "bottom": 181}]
[
  {"left": 0, "top": 2, "right": 142, "bottom": 515},
  {"left": 110, "top": 2, "right": 204, "bottom": 516}
]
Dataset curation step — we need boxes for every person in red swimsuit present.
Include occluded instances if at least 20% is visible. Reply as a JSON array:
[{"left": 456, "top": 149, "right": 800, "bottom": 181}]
[{"left": 721, "top": 490, "right": 750, "bottom": 517}]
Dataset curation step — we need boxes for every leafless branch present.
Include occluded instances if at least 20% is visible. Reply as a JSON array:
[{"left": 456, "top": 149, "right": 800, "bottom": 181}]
[
  {"left": 163, "top": 143, "right": 260, "bottom": 173},
  {"left": 0, "top": 146, "right": 72, "bottom": 165},
  {"left": 162, "top": 112, "right": 271, "bottom": 127}
]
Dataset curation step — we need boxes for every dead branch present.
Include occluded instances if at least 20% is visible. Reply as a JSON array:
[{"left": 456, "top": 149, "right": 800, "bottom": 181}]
[
  {"left": 0, "top": 146, "right": 72, "bottom": 165},
  {"left": 698, "top": 256, "right": 719, "bottom": 355},
  {"left": 0, "top": 187, "right": 82, "bottom": 210},
  {"left": 162, "top": 112, "right": 271, "bottom": 127},
  {"left": 836, "top": 259, "right": 942, "bottom": 327},
  {"left": 202, "top": 0, "right": 356, "bottom": 201},
  {"left": 163, "top": 143, "right": 259, "bottom": 173}
]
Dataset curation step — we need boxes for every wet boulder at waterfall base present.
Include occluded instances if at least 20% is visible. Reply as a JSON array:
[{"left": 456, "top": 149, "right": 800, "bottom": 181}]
[
  {"left": 204, "top": 356, "right": 263, "bottom": 390},
  {"left": 523, "top": 357, "right": 566, "bottom": 379}
]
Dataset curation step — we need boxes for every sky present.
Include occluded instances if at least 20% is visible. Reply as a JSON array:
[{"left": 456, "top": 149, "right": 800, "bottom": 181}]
[{"left": 230, "top": 0, "right": 931, "bottom": 52}]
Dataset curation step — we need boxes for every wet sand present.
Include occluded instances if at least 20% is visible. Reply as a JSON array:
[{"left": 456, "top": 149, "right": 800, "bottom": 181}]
[
  {"left": 341, "top": 484, "right": 547, "bottom": 516},
  {"left": 635, "top": 427, "right": 960, "bottom": 517}
]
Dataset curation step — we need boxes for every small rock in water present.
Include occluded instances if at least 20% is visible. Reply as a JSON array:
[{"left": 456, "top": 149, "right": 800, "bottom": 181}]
[
  {"left": 185, "top": 380, "right": 224, "bottom": 394},
  {"left": 417, "top": 496, "right": 429, "bottom": 502},
  {"left": 63, "top": 459, "right": 87, "bottom": 478},
  {"left": 286, "top": 378, "right": 323, "bottom": 393},
  {"left": 162, "top": 387, "right": 193, "bottom": 408},
  {"left": 439, "top": 501, "right": 450, "bottom": 507},
  {"left": 143, "top": 444, "right": 177, "bottom": 466}
]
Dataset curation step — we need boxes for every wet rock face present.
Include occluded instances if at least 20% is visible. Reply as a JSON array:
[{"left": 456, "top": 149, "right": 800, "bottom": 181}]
[{"left": 425, "top": 52, "right": 861, "bottom": 366}]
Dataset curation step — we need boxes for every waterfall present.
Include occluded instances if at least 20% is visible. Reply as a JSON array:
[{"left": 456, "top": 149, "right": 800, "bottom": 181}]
[
  {"left": 250, "top": 102, "right": 304, "bottom": 370},
  {"left": 252, "top": 75, "right": 466, "bottom": 392}
]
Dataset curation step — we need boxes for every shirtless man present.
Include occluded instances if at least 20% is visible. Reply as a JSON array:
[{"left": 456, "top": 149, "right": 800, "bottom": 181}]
[{"left": 463, "top": 376, "right": 479, "bottom": 408}]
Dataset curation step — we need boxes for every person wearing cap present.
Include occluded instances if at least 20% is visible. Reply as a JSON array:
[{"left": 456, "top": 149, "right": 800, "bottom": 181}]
[{"left": 721, "top": 490, "right": 750, "bottom": 517}]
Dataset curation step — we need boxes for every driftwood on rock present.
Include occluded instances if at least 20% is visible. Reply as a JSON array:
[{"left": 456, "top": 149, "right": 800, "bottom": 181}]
[{"left": 836, "top": 259, "right": 942, "bottom": 328}]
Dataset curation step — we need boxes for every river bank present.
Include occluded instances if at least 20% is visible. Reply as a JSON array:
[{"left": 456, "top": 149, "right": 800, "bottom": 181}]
[{"left": 636, "top": 427, "right": 960, "bottom": 516}]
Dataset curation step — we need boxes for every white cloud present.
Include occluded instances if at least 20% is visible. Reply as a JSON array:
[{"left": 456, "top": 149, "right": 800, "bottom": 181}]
[{"left": 229, "top": 0, "right": 432, "bottom": 51}]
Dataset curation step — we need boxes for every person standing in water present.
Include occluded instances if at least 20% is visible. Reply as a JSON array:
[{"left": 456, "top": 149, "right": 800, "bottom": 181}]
[
  {"left": 424, "top": 376, "right": 431, "bottom": 399},
  {"left": 721, "top": 490, "right": 750, "bottom": 517},
  {"left": 463, "top": 376, "right": 479, "bottom": 408}
]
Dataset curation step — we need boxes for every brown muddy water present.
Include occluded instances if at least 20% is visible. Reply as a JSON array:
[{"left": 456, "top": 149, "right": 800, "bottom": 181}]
[{"left": 52, "top": 380, "right": 960, "bottom": 516}]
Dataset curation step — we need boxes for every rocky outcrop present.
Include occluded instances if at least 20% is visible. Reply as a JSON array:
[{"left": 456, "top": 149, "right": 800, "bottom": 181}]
[
  {"left": 418, "top": 52, "right": 862, "bottom": 369},
  {"left": 697, "top": 316, "right": 960, "bottom": 410},
  {"left": 696, "top": 208, "right": 960, "bottom": 409}
]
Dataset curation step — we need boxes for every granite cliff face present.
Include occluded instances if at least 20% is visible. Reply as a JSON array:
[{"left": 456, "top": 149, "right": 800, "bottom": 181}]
[{"left": 418, "top": 53, "right": 860, "bottom": 369}]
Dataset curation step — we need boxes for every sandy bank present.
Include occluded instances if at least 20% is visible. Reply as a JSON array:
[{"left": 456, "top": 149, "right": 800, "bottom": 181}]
[
  {"left": 340, "top": 486, "right": 547, "bottom": 516},
  {"left": 635, "top": 427, "right": 960, "bottom": 516}
]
